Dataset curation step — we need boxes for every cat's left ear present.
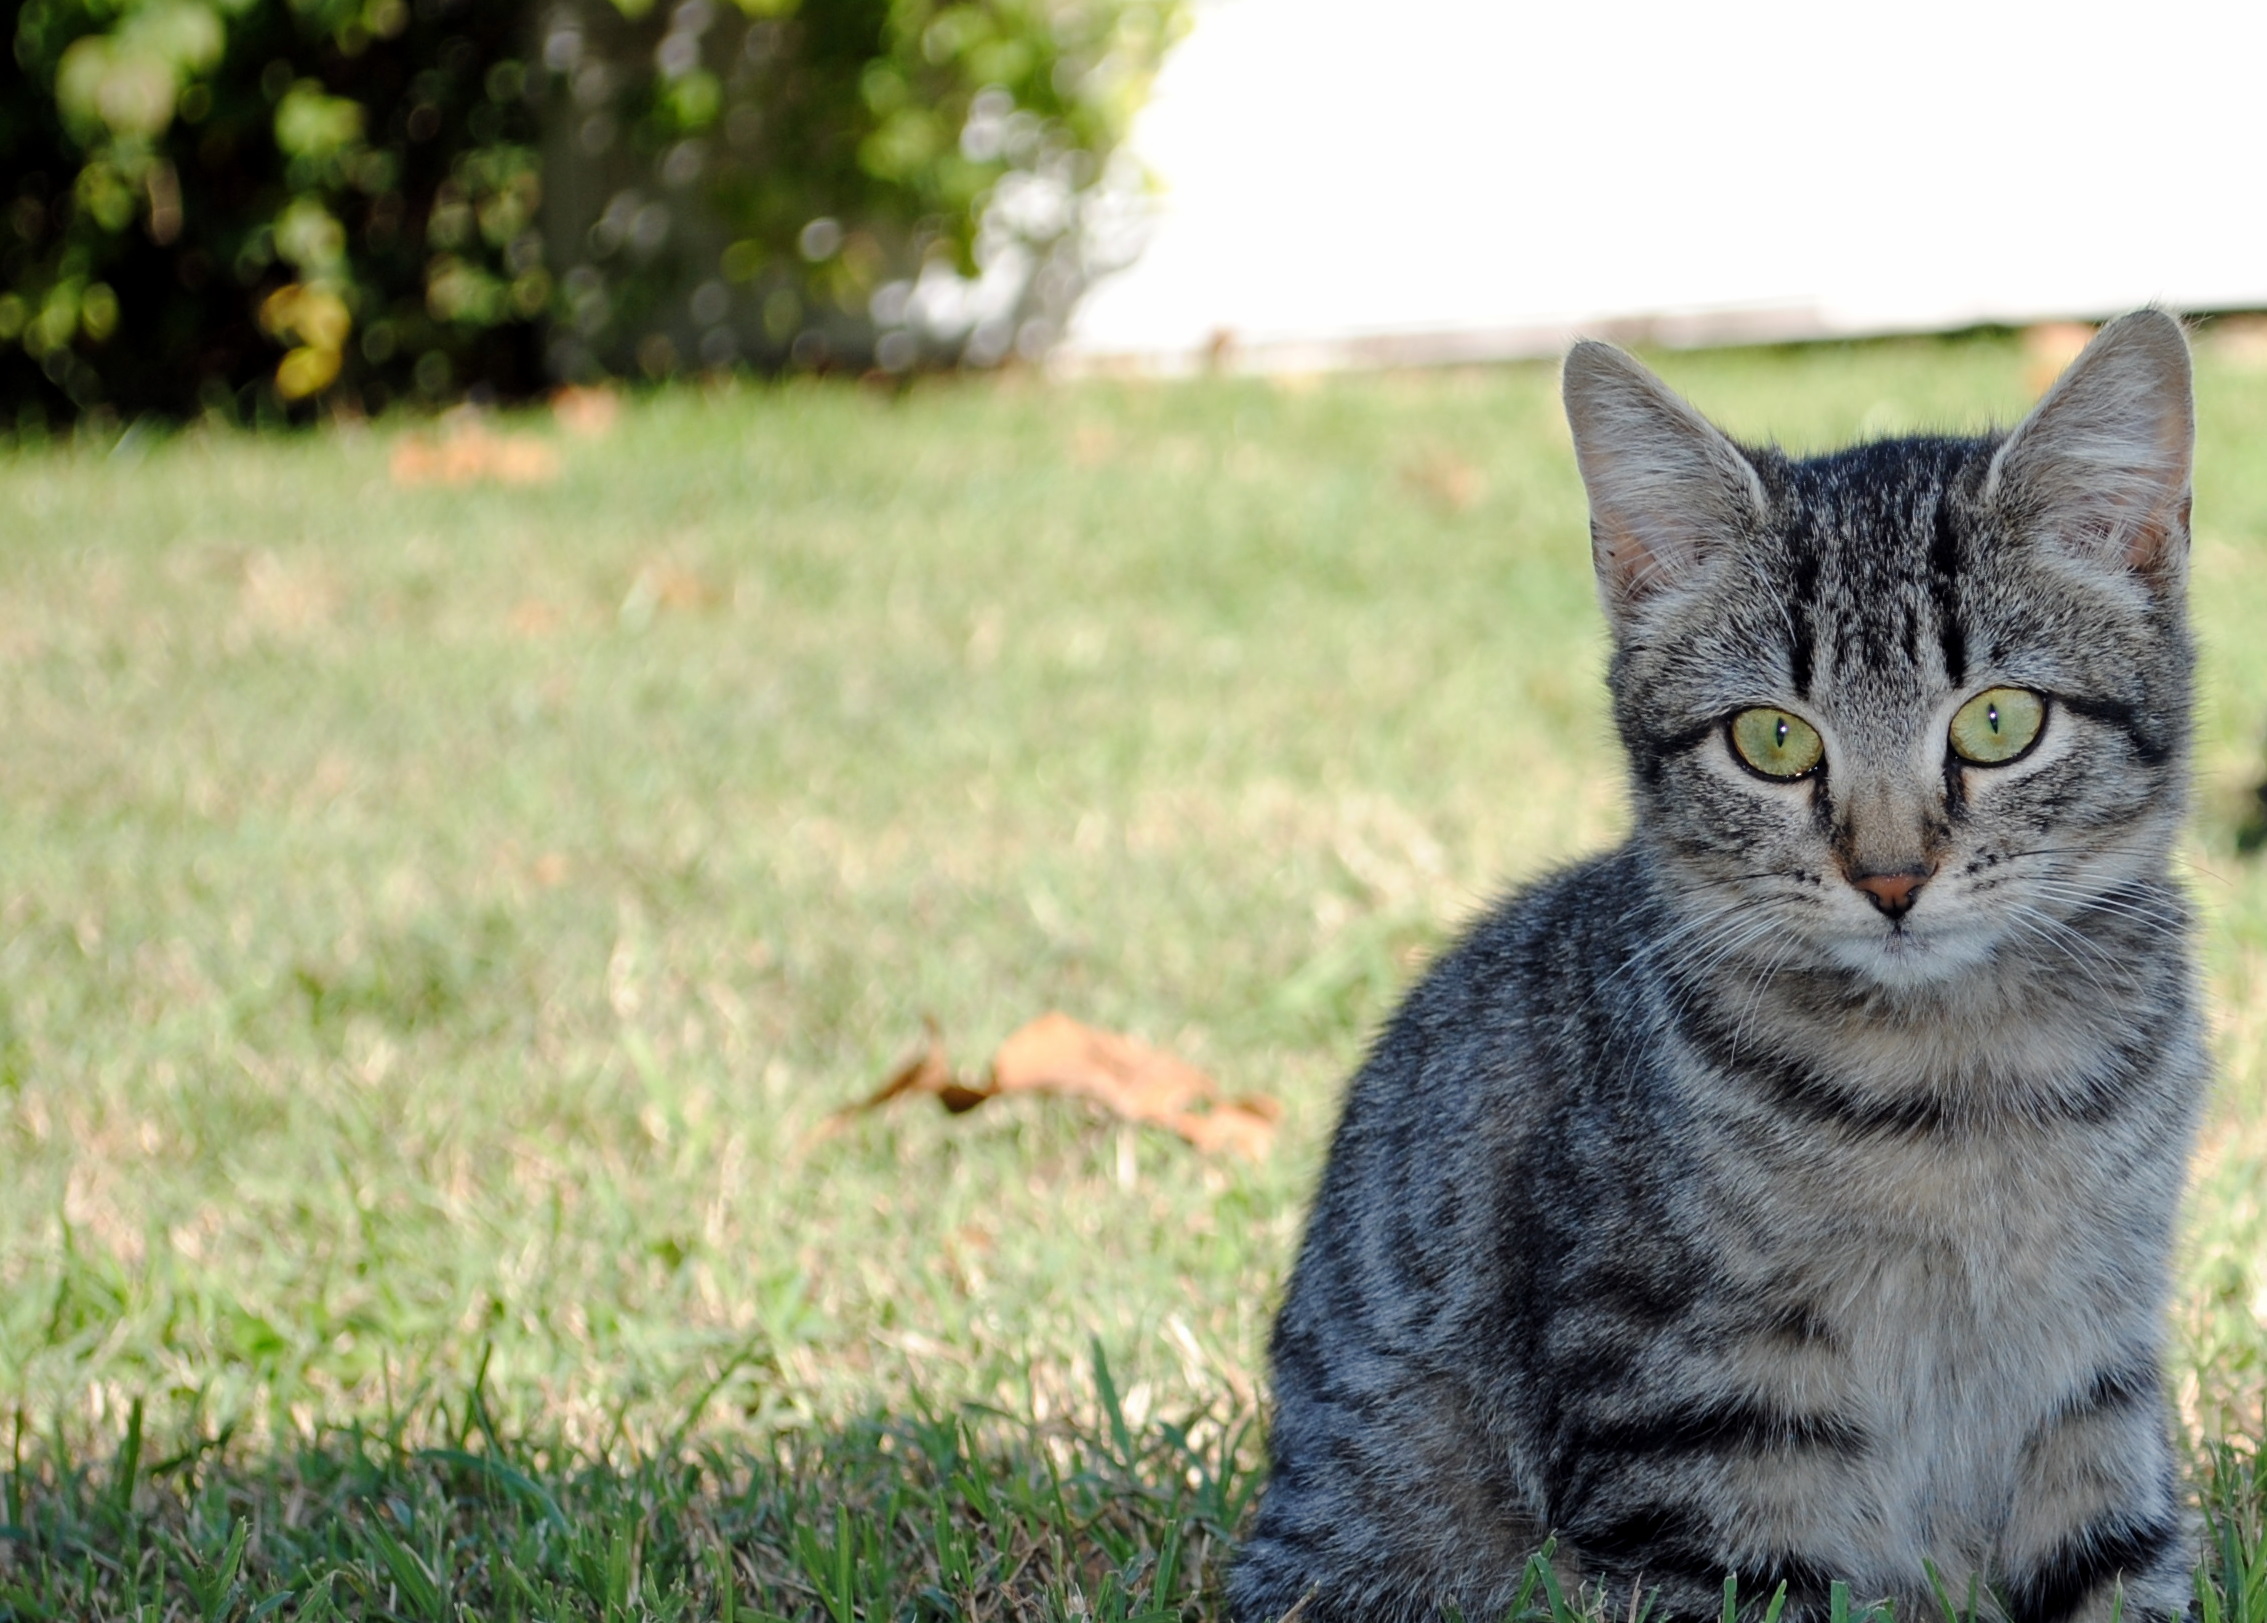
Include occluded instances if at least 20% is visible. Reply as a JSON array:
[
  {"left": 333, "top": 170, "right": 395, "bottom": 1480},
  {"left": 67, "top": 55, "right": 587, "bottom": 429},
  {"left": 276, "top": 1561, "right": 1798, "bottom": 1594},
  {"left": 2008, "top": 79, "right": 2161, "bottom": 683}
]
[{"left": 1986, "top": 310, "right": 2193, "bottom": 586}]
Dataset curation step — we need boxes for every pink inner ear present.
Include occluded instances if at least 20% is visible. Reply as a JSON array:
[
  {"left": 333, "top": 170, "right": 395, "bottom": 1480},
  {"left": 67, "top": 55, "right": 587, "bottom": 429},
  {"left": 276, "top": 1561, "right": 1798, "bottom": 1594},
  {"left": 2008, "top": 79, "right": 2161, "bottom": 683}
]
[
  {"left": 2122, "top": 497, "right": 2183, "bottom": 574},
  {"left": 1991, "top": 313, "right": 2193, "bottom": 581},
  {"left": 1593, "top": 507, "right": 1698, "bottom": 611},
  {"left": 2076, "top": 442, "right": 2191, "bottom": 578},
  {"left": 2123, "top": 403, "right": 2196, "bottom": 574},
  {"left": 1564, "top": 339, "right": 1769, "bottom": 627}
]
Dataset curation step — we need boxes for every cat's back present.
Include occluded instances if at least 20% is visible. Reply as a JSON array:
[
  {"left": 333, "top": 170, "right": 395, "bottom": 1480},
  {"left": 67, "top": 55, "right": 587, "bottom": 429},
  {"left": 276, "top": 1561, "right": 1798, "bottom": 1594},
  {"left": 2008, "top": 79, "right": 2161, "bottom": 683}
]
[
  {"left": 1244, "top": 846, "right": 1704, "bottom": 1623},
  {"left": 1298, "top": 843, "right": 1665, "bottom": 1234},
  {"left": 1277, "top": 841, "right": 1713, "bottom": 1367}
]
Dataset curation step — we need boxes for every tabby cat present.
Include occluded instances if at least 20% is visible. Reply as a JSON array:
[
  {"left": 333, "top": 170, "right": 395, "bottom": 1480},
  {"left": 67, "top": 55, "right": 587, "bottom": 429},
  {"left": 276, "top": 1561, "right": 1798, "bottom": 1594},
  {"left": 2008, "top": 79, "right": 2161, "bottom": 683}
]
[{"left": 1230, "top": 312, "right": 2205, "bottom": 1623}]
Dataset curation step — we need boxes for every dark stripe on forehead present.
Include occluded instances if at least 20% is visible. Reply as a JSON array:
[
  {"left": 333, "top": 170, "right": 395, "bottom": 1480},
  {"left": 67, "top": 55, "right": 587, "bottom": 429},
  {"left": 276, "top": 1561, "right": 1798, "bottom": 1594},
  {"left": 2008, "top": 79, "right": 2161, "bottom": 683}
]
[
  {"left": 1929, "top": 492, "right": 1967, "bottom": 686},
  {"left": 1787, "top": 534, "right": 1820, "bottom": 697}
]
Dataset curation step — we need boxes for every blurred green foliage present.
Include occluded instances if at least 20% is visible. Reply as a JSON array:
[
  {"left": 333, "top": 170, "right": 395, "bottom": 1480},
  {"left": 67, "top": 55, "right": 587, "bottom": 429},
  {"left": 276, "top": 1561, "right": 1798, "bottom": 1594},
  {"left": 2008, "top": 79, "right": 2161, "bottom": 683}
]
[
  {"left": 4, "top": 0, "right": 545, "bottom": 424},
  {"left": 1, "top": 0, "right": 1182, "bottom": 424},
  {"left": 541, "top": 0, "right": 1184, "bottom": 379}
]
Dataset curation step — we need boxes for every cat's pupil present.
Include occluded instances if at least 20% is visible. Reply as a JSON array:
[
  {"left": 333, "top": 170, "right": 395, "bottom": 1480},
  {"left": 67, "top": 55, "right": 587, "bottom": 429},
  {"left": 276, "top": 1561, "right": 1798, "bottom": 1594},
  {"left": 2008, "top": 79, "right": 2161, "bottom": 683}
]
[
  {"left": 1774, "top": 718, "right": 1788, "bottom": 748},
  {"left": 1988, "top": 703, "right": 2002, "bottom": 733}
]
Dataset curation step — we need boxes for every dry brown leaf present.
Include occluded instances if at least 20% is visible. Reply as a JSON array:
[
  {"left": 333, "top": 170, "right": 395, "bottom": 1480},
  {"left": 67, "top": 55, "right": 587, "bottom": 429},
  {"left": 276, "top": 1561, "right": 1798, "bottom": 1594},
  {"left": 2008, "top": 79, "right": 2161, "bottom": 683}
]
[
  {"left": 623, "top": 562, "right": 725, "bottom": 616},
  {"left": 508, "top": 598, "right": 565, "bottom": 636},
  {"left": 834, "top": 1012, "right": 1277, "bottom": 1158},
  {"left": 2022, "top": 322, "right": 2096, "bottom": 393},
  {"left": 851, "top": 1019, "right": 996, "bottom": 1116},
  {"left": 389, "top": 423, "right": 561, "bottom": 487},
  {"left": 1400, "top": 449, "right": 1485, "bottom": 514},
  {"left": 992, "top": 1011, "right": 1239, "bottom": 1133},
  {"left": 2208, "top": 314, "right": 2267, "bottom": 371},
  {"left": 551, "top": 384, "right": 622, "bottom": 438}
]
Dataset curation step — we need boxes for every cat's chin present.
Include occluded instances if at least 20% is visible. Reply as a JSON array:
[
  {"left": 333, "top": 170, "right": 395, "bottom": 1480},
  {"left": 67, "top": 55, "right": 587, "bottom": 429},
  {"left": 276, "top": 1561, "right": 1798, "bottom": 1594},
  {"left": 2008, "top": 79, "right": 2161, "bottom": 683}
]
[{"left": 1819, "top": 919, "right": 1999, "bottom": 989}]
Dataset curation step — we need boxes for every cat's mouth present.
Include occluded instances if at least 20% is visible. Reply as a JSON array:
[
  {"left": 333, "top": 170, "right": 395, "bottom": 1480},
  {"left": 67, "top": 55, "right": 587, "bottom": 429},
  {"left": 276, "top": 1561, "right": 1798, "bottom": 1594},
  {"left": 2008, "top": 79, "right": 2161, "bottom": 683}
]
[{"left": 1824, "top": 908, "right": 1996, "bottom": 984}]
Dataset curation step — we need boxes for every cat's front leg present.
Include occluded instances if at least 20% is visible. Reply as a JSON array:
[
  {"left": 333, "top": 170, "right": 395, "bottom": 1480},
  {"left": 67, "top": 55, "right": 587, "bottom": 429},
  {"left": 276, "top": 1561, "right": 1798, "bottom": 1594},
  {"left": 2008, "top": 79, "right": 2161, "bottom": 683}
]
[{"left": 1993, "top": 1371, "right": 2193, "bottom": 1623}]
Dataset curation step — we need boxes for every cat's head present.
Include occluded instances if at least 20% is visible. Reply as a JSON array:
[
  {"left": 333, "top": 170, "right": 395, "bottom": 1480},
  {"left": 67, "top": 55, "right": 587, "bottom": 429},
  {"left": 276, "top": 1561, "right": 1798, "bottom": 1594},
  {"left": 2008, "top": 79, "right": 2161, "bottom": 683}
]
[{"left": 1562, "top": 312, "right": 2194, "bottom": 991}]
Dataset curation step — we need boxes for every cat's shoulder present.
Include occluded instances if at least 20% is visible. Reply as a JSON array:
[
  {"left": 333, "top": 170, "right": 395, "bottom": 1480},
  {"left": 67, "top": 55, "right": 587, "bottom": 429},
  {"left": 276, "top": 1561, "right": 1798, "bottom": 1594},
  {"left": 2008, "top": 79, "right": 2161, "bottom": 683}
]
[
  {"left": 1342, "top": 843, "right": 1658, "bottom": 1106},
  {"left": 1397, "top": 842, "right": 1655, "bottom": 1024}
]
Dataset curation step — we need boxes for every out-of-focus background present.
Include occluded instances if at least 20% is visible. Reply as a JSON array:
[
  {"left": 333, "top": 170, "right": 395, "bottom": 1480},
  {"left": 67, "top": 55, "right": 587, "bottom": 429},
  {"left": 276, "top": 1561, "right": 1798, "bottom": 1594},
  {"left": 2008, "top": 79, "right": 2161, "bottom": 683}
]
[
  {"left": 11, "top": 0, "right": 2267, "bottom": 422},
  {"left": 4, "top": 3, "right": 2267, "bottom": 1618},
  {"left": 1071, "top": 0, "right": 2267, "bottom": 371}
]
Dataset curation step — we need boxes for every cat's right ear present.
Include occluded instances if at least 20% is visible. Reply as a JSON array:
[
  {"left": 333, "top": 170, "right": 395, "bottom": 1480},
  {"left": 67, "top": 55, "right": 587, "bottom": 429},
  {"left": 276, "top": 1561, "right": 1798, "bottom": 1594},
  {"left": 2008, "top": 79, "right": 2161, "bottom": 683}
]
[{"left": 1563, "top": 341, "right": 1767, "bottom": 636}]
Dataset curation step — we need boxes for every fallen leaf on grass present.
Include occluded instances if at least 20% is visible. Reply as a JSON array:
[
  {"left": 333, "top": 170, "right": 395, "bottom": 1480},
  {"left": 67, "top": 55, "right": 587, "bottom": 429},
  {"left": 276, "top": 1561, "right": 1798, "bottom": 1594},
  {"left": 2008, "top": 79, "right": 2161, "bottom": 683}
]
[
  {"left": 837, "top": 1012, "right": 1279, "bottom": 1158},
  {"left": 2208, "top": 314, "right": 2267, "bottom": 371},
  {"left": 620, "top": 561, "right": 725, "bottom": 624},
  {"left": 389, "top": 422, "right": 561, "bottom": 487},
  {"left": 858, "top": 1020, "right": 995, "bottom": 1116},
  {"left": 508, "top": 598, "right": 566, "bottom": 636},
  {"left": 1400, "top": 449, "right": 1485, "bottom": 514},
  {"left": 2022, "top": 322, "right": 2095, "bottom": 393},
  {"left": 551, "top": 383, "right": 622, "bottom": 438}
]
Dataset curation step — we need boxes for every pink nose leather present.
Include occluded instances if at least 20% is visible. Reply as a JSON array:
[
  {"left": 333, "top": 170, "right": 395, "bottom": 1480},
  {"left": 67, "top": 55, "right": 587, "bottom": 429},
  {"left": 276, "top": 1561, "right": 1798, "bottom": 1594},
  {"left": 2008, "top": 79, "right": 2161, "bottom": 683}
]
[{"left": 1850, "top": 868, "right": 1931, "bottom": 917}]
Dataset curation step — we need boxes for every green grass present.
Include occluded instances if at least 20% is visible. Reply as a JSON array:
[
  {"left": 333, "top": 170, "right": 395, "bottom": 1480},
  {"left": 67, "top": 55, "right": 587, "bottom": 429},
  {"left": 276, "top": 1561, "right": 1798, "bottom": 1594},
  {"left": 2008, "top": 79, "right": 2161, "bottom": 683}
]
[{"left": 1, "top": 329, "right": 2266, "bottom": 1619}]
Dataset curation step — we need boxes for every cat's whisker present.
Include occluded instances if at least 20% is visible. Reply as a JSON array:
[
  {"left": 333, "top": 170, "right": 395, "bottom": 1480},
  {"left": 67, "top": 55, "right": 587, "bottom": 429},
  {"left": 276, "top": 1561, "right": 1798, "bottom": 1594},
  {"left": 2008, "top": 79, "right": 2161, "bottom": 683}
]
[
  {"left": 1655, "top": 913, "right": 1800, "bottom": 1047},
  {"left": 2174, "top": 849, "right": 2235, "bottom": 890},
  {"left": 1722, "top": 933, "right": 1801, "bottom": 1063},
  {"left": 2016, "top": 881, "right": 2188, "bottom": 939},
  {"left": 1995, "top": 905, "right": 2131, "bottom": 1007},
  {"left": 2010, "top": 883, "right": 2180, "bottom": 924},
  {"left": 1594, "top": 900, "right": 1747, "bottom": 994}
]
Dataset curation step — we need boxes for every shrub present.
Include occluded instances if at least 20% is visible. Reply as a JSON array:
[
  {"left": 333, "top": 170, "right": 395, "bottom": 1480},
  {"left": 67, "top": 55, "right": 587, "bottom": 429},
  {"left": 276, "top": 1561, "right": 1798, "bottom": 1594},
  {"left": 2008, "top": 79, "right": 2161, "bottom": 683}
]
[
  {"left": 1, "top": 0, "right": 1183, "bottom": 426},
  {"left": 4, "top": 0, "right": 545, "bottom": 425},
  {"left": 537, "top": 0, "right": 1184, "bottom": 381}
]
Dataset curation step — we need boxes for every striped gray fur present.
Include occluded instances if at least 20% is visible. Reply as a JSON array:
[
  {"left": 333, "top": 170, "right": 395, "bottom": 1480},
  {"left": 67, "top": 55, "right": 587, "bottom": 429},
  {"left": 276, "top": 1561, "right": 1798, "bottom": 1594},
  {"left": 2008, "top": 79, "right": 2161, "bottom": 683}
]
[{"left": 1230, "top": 313, "right": 2206, "bottom": 1623}]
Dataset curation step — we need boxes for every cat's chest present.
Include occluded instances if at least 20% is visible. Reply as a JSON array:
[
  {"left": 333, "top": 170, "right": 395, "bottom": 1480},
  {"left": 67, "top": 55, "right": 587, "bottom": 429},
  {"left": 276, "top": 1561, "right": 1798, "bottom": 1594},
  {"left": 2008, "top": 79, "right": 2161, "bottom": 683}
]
[
  {"left": 1721, "top": 1098, "right": 2154, "bottom": 1388},
  {"left": 1819, "top": 1204, "right": 2112, "bottom": 1404},
  {"left": 1687, "top": 1007, "right": 2182, "bottom": 1257},
  {"left": 1712, "top": 1118, "right": 2155, "bottom": 1555},
  {"left": 1819, "top": 1222, "right": 2114, "bottom": 1560}
]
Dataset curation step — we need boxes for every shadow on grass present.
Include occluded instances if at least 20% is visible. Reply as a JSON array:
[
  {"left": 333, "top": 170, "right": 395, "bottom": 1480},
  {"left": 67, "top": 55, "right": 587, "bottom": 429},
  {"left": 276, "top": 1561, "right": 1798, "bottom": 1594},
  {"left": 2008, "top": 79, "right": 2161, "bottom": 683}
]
[
  {"left": 0, "top": 1374, "right": 1261, "bottom": 1623},
  {"left": 4, "top": 1386, "right": 2264, "bottom": 1623}
]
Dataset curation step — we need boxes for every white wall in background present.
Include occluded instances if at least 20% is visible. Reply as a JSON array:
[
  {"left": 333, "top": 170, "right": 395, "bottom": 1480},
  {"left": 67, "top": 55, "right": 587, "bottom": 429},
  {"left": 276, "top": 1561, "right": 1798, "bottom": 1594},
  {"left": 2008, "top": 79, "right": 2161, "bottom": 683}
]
[{"left": 1064, "top": 0, "right": 2267, "bottom": 368}]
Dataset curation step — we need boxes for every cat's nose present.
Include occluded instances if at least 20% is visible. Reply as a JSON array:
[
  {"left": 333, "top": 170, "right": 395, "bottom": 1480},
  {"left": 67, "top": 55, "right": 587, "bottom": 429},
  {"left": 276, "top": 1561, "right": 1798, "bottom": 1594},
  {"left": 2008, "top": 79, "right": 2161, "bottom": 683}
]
[{"left": 1849, "top": 866, "right": 1934, "bottom": 919}]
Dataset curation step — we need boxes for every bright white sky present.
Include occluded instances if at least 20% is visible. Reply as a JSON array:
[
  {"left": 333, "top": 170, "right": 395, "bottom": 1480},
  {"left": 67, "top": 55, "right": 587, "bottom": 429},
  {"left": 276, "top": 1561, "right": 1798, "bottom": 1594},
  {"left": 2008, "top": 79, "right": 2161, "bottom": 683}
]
[{"left": 1065, "top": 0, "right": 2267, "bottom": 366}]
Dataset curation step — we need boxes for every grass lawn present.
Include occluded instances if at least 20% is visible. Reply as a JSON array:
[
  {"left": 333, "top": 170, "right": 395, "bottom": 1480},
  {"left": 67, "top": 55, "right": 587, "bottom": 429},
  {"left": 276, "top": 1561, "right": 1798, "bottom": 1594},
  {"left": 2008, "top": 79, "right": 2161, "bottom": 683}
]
[{"left": 2, "top": 331, "right": 2265, "bottom": 1619}]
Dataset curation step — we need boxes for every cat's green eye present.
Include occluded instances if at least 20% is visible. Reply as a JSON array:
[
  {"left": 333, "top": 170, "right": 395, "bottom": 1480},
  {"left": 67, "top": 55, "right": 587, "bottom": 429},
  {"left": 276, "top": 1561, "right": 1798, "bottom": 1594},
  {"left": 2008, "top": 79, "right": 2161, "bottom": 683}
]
[
  {"left": 1728, "top": 707, "right": 1825, "bottom": 780},
  {"left": 1948, "top": 687, "right": 2046, "bottom": 765}
]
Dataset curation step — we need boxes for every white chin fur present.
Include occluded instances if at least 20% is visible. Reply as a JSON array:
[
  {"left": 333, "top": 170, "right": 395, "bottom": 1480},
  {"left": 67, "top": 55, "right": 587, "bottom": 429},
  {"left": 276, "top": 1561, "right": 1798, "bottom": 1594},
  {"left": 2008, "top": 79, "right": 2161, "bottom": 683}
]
[{"left": 1821, "top": 919, "right": 1998, "bottom": 986}]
